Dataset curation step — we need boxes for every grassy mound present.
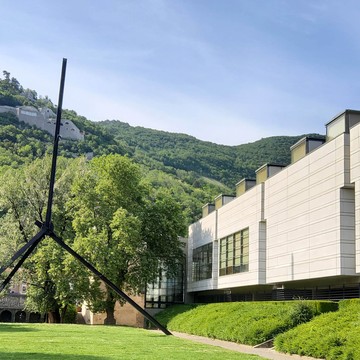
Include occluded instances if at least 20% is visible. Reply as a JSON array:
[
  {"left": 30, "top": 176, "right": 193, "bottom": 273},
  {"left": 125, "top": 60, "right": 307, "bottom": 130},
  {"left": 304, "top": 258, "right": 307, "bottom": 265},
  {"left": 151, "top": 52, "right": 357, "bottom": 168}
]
[
  {"left": 156, "top": 301, "right": 337, "bottom": 346},
  {"left": 274, "top": 299, "right": 360, "bottom": 360}
]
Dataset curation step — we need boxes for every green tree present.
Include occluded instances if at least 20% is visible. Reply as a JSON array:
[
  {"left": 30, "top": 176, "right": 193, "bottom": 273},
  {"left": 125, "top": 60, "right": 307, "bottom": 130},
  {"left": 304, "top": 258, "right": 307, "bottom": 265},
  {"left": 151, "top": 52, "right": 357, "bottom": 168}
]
[
  {"left": 70, "top": 154, "right": 186, "bottom": 324},
  {"left": 0, "top": 71, "right": 23, "bottom": 98},
  {"left": 0, "top": 156, "right": 85, "bottom": 322}
]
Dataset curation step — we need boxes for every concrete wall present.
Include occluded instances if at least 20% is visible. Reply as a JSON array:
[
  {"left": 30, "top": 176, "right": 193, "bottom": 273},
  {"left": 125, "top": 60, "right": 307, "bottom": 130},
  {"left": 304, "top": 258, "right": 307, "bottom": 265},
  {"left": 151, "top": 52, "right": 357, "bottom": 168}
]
[
  {"left": 217, "top": 184, "right": 265, "bottom": 289},
  {"left": 188, "top": 183, "right": 267, "bottom": 291},
  {"left": 187, "top": 211, "right": 217, "bottom": 292},
  {"left": 266, "top": 133, "right": 355, "bottom": 284},
  {"left": 82, "top": 294, "right": 145, "bottom": 327},
  {"left": 187, "top": 128, "right": 360, "bottom": 296},
  {"left": 350, "top": 122, "right": 360, "bottom": 273},
  {"left": 0, "top": 105, "right": 84, "bottom": 141},
  {"left": 42, "top": 118, "right": 85, "bottom": 141},
  {"left": 0, "top": 106, "right": 17, "bottom": 115}
]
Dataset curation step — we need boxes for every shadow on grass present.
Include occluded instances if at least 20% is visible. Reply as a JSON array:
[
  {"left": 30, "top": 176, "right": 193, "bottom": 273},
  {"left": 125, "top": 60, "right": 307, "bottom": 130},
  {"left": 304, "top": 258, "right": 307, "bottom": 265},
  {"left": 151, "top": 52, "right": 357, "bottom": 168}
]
[
  {"left": 144, "top": 330, "right": 170, "bottom": 338},
  {"left": 0, "top": 324, "right": 39, "bottom": 332},
  {"left": 0, "top": 352, "right": 110, "bottom": 360}
]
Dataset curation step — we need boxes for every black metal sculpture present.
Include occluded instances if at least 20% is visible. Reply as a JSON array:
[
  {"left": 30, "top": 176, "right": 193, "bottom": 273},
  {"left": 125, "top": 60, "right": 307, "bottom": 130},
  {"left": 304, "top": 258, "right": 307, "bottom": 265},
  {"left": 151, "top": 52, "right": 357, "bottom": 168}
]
[{"left": 0, "top": 59, "right": 171, "bottom": 335}]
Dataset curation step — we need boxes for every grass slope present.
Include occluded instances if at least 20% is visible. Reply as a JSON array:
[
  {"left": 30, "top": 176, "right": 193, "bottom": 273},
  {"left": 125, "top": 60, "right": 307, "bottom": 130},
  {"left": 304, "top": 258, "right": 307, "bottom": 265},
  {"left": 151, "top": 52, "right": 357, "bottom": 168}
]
[
  {"left": 155, "top": 301, "right": 338, "bottom": 346},
  {"left": 0, "top": 323, "right": 263, "bottom": 360},
  {"left": 274, "top": 299, "right": 360, "bottom": 360}
]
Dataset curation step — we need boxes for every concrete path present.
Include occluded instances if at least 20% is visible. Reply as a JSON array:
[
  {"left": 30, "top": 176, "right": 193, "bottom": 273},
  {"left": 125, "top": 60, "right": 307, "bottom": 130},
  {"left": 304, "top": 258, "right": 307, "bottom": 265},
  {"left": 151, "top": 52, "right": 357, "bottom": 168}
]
[{"left": 171, "top": 331, "right": 324, "bottom": 360}]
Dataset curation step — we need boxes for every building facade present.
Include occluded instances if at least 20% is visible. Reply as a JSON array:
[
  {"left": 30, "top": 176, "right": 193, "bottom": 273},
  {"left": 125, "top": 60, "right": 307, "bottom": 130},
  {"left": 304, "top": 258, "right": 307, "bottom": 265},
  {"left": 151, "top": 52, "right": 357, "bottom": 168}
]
[
  {"left": 81, "top": 295, "right": 146, "bottom": 327},
  {"left": 187, "top": 110, "right": 360, "bottom": 303},
  {"left": 0, "top": 105, "right": 84, "bottom": 141},
  {"left": 0, "top": 282, "right": 43, "bottom": 323}
]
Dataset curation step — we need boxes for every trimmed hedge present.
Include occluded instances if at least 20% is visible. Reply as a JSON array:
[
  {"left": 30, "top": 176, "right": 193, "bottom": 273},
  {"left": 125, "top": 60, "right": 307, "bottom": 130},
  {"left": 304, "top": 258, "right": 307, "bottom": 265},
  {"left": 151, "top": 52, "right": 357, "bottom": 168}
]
[
  {"left": 274, "top": 299, "right": 360, "bottom": 360},
  {"left": 156, "top": 301, "right": 337, "bottom": 346}
]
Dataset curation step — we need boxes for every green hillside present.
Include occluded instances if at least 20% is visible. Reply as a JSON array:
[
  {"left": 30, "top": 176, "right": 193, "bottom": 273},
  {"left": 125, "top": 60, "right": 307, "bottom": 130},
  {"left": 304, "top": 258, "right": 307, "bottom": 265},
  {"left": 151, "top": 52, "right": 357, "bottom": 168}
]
[
  {"left": 98, "top": 120, "right": 317, "bottom": 187},
  {"left": 0, "top": 71, "right": 323, "bottom": 223}
]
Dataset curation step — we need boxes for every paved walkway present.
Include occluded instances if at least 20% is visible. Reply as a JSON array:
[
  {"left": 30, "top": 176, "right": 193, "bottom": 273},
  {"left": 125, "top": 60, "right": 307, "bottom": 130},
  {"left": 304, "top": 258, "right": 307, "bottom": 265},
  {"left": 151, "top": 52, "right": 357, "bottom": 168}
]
[{"left": 171, "top": 331, "right": 324, "bottom": 360}]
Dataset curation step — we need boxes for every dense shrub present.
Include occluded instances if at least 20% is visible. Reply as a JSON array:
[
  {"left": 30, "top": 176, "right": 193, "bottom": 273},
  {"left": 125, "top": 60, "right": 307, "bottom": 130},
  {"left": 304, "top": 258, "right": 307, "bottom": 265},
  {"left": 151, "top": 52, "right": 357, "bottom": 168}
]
[
  {"left": 274, "top": 299, "right": 360, "bottom": 360},
  {"left": 288, "top": 301, "right": 314, "bottom": 327},
  {"left": 62, "top": 305, "right": 77, "bottom": 324},
  {"left": 156, "top": 301, "right": 337, "bottom": 346}
]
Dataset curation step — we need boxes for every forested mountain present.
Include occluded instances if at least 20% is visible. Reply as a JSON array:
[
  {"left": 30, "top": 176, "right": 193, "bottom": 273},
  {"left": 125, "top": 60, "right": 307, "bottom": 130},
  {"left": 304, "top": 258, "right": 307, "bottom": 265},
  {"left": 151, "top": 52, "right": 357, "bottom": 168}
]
[
  {"left": 98, "top": 120, "right": 317, "bottom": 187},
  {"left": 0, "top": 71, "right": 322, "bottom": 222}
]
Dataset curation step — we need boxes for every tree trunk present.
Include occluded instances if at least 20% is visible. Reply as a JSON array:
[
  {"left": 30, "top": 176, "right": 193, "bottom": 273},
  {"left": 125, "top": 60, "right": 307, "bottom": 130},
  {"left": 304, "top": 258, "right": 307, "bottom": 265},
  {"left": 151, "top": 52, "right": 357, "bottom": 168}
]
[
  {"left": 104, "top": 292, "right": 116, "bottom": 325},
  {"left": 104, "top": 307, "right": 116, "bottom": 325},
  {"left": 60, "top": 304, "right": 68, "bottom": 324},
  {"left": 47, "top": 309, "right": 61, "bottom": 323}
]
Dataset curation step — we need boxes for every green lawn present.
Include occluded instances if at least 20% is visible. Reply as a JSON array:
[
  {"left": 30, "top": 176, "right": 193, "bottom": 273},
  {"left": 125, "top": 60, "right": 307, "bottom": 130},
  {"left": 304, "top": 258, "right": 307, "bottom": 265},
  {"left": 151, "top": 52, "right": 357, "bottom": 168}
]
[{"left": 0, "top": 323, "right": 263, "bottom": 360}]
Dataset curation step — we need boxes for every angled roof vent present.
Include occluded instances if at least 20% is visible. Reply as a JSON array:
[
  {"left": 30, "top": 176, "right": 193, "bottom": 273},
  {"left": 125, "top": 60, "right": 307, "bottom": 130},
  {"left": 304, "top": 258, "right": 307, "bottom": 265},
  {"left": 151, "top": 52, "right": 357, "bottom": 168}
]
[
  {"left": 326, "top": 109, "right": 360, "bottom": 141},
  {"left": 214, "top": 194, "right": 235, "bottom": 210},
  {"left": 290, "top": 136, "right": 325, "bottom": 163},
  {"left": 202, "top": 203, "right": 215, "bottom": 218},
  {"left": 255, "top": 164, "right": 285, "bottom": 184},
  {"left": 236, "top": 178, "right": 256, "bottom": 197}
]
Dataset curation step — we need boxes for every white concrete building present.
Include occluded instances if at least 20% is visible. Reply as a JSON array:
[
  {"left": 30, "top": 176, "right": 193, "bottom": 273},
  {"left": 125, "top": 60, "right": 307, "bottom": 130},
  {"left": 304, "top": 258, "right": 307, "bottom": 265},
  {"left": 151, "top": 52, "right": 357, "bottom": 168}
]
[{"left": 187, "top": 110, "right": 360, "bottom": 302}]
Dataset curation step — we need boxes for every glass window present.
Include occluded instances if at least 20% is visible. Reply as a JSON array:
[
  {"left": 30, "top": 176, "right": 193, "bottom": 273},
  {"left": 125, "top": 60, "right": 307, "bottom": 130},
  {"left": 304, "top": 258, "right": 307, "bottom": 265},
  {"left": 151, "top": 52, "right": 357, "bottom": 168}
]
[
  {"left": 219, "top": 228, "right": 249, "bottom": 276},
  {"left": 145, "top": 265, "right": 184, "bottom": 309},
  {"left": 192, "top": 243, "right": 213, "bottom": 281}
]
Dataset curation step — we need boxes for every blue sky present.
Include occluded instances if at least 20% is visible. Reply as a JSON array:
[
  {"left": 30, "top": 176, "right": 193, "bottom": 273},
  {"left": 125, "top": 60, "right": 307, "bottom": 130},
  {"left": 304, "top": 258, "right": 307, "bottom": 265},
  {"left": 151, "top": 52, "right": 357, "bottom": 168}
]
[{"left": 1, "top": 0, "right": 360, "bottom": 145}]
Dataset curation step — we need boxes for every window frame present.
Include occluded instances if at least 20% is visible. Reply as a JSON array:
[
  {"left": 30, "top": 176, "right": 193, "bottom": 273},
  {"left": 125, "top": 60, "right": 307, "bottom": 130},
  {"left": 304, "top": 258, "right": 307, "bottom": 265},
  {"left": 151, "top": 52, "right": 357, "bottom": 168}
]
[
  {"left": 219, "top": 228, "right": 249, "bottom": 276},
  {"left": 192, "top": 243, "right": 213, "bottom": 281}
]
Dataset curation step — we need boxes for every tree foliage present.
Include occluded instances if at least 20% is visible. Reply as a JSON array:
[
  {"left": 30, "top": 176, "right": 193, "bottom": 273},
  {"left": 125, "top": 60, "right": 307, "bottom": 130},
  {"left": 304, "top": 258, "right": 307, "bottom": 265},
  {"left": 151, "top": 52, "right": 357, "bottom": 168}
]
[
  {"left": 0, "top": 152, "right": 187, "bottom": 324},
  {"left": 69, "top": 154, "right": 186, "bottom": 324},
  {"left": 0, "top": 156, "right": 84, "bottom": 322}
]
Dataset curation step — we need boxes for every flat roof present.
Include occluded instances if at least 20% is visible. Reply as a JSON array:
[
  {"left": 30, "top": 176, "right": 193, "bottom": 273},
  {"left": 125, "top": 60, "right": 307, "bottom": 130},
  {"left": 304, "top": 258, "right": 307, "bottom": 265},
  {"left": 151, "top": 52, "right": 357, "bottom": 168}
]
[
  {"left": 290, "top": 136, "right": 325, "bottom": 150},
  {"left": 235, "top": 178, "right": 256, "bottom": 186},
  {"left": 325, "top": 109, "right": 360, "bottom": 127},
  {"left": 255, "top": 163, "right": 286, "bottom": 173}
]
